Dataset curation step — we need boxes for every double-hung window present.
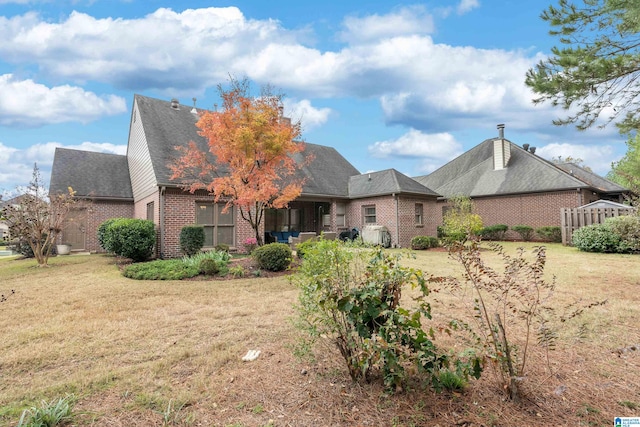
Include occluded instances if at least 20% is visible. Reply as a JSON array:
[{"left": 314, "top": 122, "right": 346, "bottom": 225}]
[
  {"left": 363, "top": 205, "right": 376, "bottom": 224},
  {"left": 196, "top": 203, "right": 235, "bottom": 247},
  {"left": 415, "top": 203, "right": 423, "bottom": 225},
  {"left": 336, "top": 203, "right": 346, "bottom": 227}
]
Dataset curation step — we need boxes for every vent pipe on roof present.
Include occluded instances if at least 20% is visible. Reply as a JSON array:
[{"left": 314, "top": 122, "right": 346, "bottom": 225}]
[
  {"left": 523, "top": 143, "right": 530, "bottom": 151},
  {"left": 529, "top": 146, "right": 536, "bottom": 154},
  {"left": 497, "top": 123, "right": 505, "bottom": 139},
  {"left": 191, "top": 97, "right": 198, "bottom": 114},
  {"left": 170, "top": 98, "right": 179, "bottom": 110}
]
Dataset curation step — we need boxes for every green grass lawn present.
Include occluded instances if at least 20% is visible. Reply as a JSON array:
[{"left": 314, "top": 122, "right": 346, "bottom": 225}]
[{"left": 1, "top": 245, "right": 638, "bottom": 426}]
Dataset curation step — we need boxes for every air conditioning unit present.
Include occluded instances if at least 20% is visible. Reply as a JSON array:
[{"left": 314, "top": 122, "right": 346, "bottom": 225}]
[{"left": 361, "top": 225, "right": 391, "bottom": 248}]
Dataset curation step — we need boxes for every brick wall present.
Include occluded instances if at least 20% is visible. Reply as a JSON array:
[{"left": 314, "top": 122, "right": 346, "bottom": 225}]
[
  {"left": 161, "top": 189, "right": 258, "bottom": 258},
  {"left": 345, "top": 195, "right": 440, "bottom": 248},
  {"left": 434, "top": 190, "right": 587, "bottom": 240},
  {"left": 396, "top": 196, "right": 439, "bottom": 248},
  {"left": 85, "top": 200, "right": 134, "bottom": 252}
]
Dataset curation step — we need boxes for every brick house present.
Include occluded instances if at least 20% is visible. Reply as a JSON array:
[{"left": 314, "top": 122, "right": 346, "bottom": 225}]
[
  {"left": 49, "top": 97, "right": 630, "bottom": 256},
  {"left": 50, "top": 95, "right": 440, "bottom": 256},
  {"left": 413, "top": 125, "right": 631, "bottom": 238}
]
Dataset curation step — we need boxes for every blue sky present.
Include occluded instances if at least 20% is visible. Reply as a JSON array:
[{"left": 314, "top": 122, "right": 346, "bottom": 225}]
[{"left": 0, "top": 0, "right": 628, "bottom": 196}]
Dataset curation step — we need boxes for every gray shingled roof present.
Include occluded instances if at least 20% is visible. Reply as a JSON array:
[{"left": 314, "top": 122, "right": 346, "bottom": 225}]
[
  {"left": 349, "top": 169, "right": 439, "bottom": 198},
  {"left": 136, "top": 94, "right": 361, "bottom": 198},
  {"left": 135, "top": 94, "right": 209, "bottom": 186},
  {"left": 293, "top": 143, "right": 360, "bottom": 197},
  {"left": 49, "top": 148, "right": 133, "bottom": 199},
  {"left": 413, "top": 139, "right": 597, "bottom": 198},
  {"left": 555, "top": 162, "right": 628, "bottom": 193}
]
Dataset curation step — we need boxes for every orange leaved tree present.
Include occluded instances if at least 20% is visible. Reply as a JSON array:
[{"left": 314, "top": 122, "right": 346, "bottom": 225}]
[{"left": 170, "top": 78, "right": 310, "bottom": 246}]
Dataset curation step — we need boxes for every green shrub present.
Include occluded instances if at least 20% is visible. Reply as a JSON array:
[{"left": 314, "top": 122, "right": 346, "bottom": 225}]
[
  {"left": 123, "top": 259, "right": 200, "bottom": 280},
  {"left": 605, "top": 215, "right": 640, "bottom": 253},
  {"left": 214, "top": 243, "right": 230, "bottom": 253},
  {"left": 479, "top": 224, "right": 508, "bottom": 241},
  {"left": 181, "top": 250, "right": 230, "bottom": 269},
  {"left": 199, "top": 258, "right": 220, "bottom": 275},
  {"left": 17, "top": 394, "right": 76, "bottom": 427},
  {"left": 229, "top": 265, "right": 245, "bottom": 278},
  {"left": 101, "top": 218, "right": 155, "bottom": 261},
  {"left": 293, "top": 240, "right": 463, "bottom": 391},
  {"left": 572, "top": 224, "right": 621, "bottom": 253},
  {"left": 536, "top": 226, "right": 562, "bottom": 243},
  {"left": 295, "top": 238, "right": 318, "bottom": 259},
  {"left": 8, "top": 235, "right": 55, "bottom": 258},
  {"left": 442, "top": 196, "right": 483, "bottom": 243},
  {"left": 179, "top": 225, "right": 205, "bottom": 256},
  {"left": 97, "top": 218, "right": 118, "bottom": 252},
  {"left": 435, "top": 369, "right": 468, "bottom": 392},
  {"left": 411, "top": 235, "right": 439, "bottom": 250},
  {"left": 252, "top": 243, "right": 292, "bottom": 271},
  {"left": 511, "top": 225, "right": 534, "bottom": 241}
]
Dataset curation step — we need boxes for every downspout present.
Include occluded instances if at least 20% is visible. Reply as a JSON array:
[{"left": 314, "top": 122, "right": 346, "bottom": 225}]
[
  {"left": 394, "top": 193, "right": 399, "bottom": 248},
  {"left": 160, "top": 186, "right": 166, "bottom": 258},
  {"left": 577, "top": 188, "right": 583, "bottom": 206}
]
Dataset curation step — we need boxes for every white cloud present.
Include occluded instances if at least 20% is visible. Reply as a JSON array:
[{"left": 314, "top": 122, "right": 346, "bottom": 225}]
[
  {"left": 283, "top": 99, "right": 331, "bottom": 131},
  {"left": 0, "top": 141, "right": 127, "bottom": 191},
  {"left": 0, "top": 6, "right": 618, "bottom": 149},
  {"left": 0, "top": 8, "right": 291, "bottom": 94},
  {"left": 0, "top": 7, "right": 542, "bottom": 131},
  {"left": 457, "top": 0, "right": 480, "bottom": 14},
  {"left": 339, "top": 6, "right": 435, "bottom": 43},
  {"left": 368, "top": 129, "right": 463, "bottom": 173},
  {"left": 0, "top": 74, "right": 127, "bottom": 127},
  {"left": 536, "top": 142, "right": 619, "bottom": 175}
]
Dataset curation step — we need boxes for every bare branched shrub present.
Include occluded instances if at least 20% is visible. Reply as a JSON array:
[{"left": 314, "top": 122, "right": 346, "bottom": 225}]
[{"left": 430, "top": 238, "right": 605, "bottom": 401}]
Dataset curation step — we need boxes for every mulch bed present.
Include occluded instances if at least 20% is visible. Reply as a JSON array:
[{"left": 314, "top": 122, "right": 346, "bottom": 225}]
[{"left": 194, "top": 256, "right": 299, "bottom": 280}]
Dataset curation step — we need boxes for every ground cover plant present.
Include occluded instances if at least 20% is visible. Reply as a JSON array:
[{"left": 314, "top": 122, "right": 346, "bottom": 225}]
[{"left": 0, "top": 244, "right": 639, "bottom": 426}]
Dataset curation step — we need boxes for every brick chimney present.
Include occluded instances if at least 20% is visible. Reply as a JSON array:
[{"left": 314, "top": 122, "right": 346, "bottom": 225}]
[{"left": 493, "top": 124, "right": 511, "bottom": 170}]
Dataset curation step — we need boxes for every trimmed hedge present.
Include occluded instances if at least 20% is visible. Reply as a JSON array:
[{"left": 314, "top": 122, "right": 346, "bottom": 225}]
[
  {"left": 101, "top": 218, "right": 156, "bottom": 262},
  {"left": 97, "top": 218, "right": 118, "bottom": 252},
  {"left": 536, "top": 226, "right": 562, "bottom": 243},
  {"left": 180, "top": 225, "right": 205, "bottom": 256},
  {"left": 410, "top": 236, "right": 440, "bottom": 250},
  {"left": 511, "top": 225, "right": 534, "bottom": 241},
  {"left": 252, "top": 243, "right": 292, "bottom": 271},
  {"left": 479, "top": 224, "right": 508, "bottom": 241}
]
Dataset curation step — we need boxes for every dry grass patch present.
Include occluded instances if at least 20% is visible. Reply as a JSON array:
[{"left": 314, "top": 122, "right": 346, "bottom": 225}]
[{"left": 0, "top": 245, "right": 639, "bottom": 426}]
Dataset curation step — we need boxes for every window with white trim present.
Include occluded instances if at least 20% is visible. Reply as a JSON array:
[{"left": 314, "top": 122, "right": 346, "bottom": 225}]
[
  {"left": 363, "top": 205, "right": 376, "bottom": 224},
  {"left": 415, "top": 203, "right": 423, "bottom": 225}
]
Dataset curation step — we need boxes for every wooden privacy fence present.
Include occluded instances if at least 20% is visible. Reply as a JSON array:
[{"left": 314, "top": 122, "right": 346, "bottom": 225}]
[{"left": 561, "top": 207, "right": 636, "bottom": 245}]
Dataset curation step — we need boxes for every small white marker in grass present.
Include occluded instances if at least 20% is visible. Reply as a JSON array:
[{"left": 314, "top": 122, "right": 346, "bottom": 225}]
[{"left": 242, "top": 349, "right": 261, "bottom": 361}]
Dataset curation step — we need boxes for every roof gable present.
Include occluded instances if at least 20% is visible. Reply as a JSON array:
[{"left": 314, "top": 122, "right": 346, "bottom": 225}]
[
  {"left": 49, "top": 148, "right": 133, "bottom": 199},
  {"left": 135, "top": 94, "right": 208, "bottom": 186},
  {"left": 349, "top": 169, "right": 439, "bottom": 198},
  {"left": 413, "top": 139, "right": 595, "bottom": 197},
  {"left": 293, "top": 143, "right": 360, "bottom": 197},
  {"left": 135, "top": 95, "right": 361, "bottom": 198}
]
